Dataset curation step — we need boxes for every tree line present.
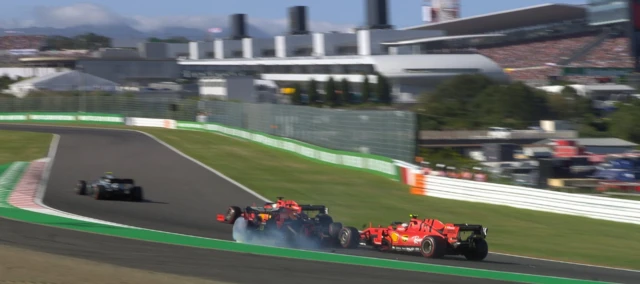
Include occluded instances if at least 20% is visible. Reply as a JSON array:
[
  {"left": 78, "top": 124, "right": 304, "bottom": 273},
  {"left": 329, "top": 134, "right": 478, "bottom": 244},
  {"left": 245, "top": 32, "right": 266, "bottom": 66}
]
[
  {"left": 417, "top": 74, "right": 640, "bottom": 144},
  {"left": 288, "top": 73, "right": 392, "bottom": 107},
  {"left": 42, "top": 33, "right": 112, "bottom": 51},
  {"left": 148, "top": 36, "right": 190, "bottom": 43}
]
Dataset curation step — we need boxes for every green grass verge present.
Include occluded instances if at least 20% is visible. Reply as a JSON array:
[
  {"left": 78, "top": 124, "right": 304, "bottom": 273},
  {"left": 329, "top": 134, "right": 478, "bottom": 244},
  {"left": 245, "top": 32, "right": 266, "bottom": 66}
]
[
  {"left": 138, "top": 127, "right": 640, "bottom": 270},
  {"left": 4, "top": 123, "right": 640, "bottom": 270},
  {"left": 0, "top": 130, "right": 52, "bottom": 164}
]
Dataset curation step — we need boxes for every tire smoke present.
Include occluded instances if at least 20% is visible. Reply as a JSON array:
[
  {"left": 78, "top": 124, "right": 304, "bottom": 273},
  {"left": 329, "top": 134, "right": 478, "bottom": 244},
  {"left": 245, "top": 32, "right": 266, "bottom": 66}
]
[{"left": 231, "top": 217, "right": 325, "bottom": 250}]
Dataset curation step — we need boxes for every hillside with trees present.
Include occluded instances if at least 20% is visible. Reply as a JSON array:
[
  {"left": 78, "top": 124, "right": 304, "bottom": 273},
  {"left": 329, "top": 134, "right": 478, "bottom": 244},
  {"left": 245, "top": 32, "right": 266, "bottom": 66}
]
[{"left": 42, "top": 33, "right": 112, "bottom": 51}]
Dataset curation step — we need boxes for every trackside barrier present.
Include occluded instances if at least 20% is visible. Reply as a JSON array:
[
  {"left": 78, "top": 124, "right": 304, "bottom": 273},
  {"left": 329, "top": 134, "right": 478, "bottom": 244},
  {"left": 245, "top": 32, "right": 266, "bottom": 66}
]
[
  {"left": 0, "top": 112, "right": 125, "bottom": 125},
  {"left": 125, "top": 117, "right": 176, "bottom": 129},
  {"left": 409, "top": 175, "right": 640, "bottom": 225},
  {"left": 123, "top": 118, "right": 401, "bottom": 180}
]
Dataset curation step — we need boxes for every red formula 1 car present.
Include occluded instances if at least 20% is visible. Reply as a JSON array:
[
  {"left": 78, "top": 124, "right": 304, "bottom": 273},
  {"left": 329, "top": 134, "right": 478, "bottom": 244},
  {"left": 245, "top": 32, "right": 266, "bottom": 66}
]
[
  {"left": 217, "top": 197, "right": 343, "bottom": 248},
  {"left": 337, "top": 214, "right": 489, "bottom": 261}
]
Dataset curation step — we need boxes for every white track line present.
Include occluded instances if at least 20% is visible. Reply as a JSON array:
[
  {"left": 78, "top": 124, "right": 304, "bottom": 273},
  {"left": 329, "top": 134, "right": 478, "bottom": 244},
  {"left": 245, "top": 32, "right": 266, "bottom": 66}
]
[{"left": 4, "top": 123, "right": 640, "bottom": 274}]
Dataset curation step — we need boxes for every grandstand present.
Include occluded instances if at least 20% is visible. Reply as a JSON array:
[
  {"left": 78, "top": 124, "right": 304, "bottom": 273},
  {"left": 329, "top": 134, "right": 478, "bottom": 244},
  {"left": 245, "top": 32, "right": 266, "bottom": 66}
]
[
  {"left": 1, "top": 1, "right": 637, "bottom": 91},
  {"left": 405, "top": 3, "right": 633, "bottom": 86},
  {"left": 0, "top": 35, "right": 48, "bottom": 66}
]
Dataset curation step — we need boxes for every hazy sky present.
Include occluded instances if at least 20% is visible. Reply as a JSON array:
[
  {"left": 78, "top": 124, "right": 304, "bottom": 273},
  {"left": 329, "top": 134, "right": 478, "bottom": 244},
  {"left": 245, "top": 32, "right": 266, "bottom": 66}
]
[{"left": 0, "top": 0, "right": 588, "bottom": 32}]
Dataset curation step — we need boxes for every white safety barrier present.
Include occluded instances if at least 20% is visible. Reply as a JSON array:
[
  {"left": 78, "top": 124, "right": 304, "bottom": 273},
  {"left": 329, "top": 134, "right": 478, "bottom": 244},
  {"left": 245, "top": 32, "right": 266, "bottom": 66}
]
[
  {"left": 412, "top": 175, "right": 640, "bottom": 225},
  {"left": 125, "top": 117, "right": 176, "bottom": 129}
]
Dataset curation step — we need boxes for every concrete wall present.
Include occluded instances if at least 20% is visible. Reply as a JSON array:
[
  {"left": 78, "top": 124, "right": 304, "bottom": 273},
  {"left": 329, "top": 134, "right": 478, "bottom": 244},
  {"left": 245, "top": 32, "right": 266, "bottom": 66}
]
[
  {"left": 357, "top": 29, "right": 444, "bottom": 55},
  {"left": 313, "top": 33, "right": 358, "bottom": 56},
  {"left": 215, "top": 39, "right": 243, "bottom": 59},
  {"left": 98, "top": 49, "right": 140, "bottom": 59},
  {"left": 226, "top": 76, "right": 256, "bottom": 102},
  {"left": 77, "top": 59, "right": 180, "bottom": 84},
  {"left": 138, "top": 42, "right": 168, "bottom": 59},
  {"left": 275, "top": 35, "right": 313, "bottom": 57},
  {"left": 189, "top": 42, "right": 205, "bottom": 60},
  {"left": 138, "top": 42, "right": 190, "bottom": 59},
  {"left": 166, "top": 43, "right": 190, "bottom": 58},
  {"left": 242, "top": 38, "right": 276, "bottom": 58}
]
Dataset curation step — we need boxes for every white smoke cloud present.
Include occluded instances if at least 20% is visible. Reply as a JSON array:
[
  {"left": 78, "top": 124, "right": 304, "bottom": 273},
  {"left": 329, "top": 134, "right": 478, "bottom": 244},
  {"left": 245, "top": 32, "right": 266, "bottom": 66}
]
[{"left": 0, "top": 3, "right": 354, "bottom": 35}]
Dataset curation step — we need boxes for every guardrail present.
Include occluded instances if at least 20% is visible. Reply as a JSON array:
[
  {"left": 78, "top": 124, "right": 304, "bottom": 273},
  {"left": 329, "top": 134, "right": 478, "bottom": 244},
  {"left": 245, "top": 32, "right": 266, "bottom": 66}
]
[
  {"left": 409, "top": 174, "right": 640, "bottom": 225},
  {"left": 419, "top": 130, "right": 578, "bottom": 140}
]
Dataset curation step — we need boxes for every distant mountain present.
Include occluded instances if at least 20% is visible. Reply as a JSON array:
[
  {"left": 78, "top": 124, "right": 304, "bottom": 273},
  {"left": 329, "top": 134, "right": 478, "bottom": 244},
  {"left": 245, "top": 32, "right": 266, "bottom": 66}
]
[{"left": 0, "top": 23, "right": 277, "bottom": 47}]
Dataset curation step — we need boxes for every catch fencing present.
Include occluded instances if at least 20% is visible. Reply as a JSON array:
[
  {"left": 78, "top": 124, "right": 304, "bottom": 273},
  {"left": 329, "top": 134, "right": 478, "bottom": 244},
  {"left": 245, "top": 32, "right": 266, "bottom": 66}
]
[{"left": 0, "top": 96, "right": 417, "bottom": 162}]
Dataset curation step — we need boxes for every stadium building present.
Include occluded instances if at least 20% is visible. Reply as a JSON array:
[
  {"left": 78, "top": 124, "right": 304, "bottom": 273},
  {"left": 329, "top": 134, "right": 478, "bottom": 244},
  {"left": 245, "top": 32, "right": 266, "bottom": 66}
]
[
  {"left": 179, "top": 0, "right": 635, "bottom": 102},
  {"left": 2, "top": 0, "right": 635, "bottom": 100},
  {"left": 179, "top": 0, "right": 511, "bottom": 103}
]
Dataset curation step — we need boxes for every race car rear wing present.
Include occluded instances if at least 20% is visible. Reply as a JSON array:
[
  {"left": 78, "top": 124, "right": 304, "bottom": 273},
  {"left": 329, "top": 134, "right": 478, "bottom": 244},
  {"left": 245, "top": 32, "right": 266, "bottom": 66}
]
[
  {"left": 108, "top": 178, "right": 134, "bottom": 184},
  {"left": 299, "top": 204, "right": 328, "bottom": 214},
  {"left": 454, "top": 224, "right": 488, "bottom": 237}
]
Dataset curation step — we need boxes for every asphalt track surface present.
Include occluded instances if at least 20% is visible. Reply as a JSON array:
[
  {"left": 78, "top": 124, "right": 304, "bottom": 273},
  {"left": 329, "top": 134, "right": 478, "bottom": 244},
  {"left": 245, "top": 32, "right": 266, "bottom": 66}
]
[{"left": 0, "top": 124, "right": 638, "bottom": 284}]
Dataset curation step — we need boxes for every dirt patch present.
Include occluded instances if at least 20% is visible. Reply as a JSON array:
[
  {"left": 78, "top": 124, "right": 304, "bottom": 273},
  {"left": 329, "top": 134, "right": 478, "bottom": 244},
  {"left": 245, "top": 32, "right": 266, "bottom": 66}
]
[{"left": 0, "top": 244, "right": 235, "bottom": 284}]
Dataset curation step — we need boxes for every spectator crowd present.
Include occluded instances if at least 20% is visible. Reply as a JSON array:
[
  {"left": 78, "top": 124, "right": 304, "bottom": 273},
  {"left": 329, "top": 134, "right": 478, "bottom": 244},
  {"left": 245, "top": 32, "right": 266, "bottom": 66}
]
[
  {"left": 0, "top": 35, "right": 46, "bottom": 50},
  {"left": 467, "top": 34, "right": 635, "bottom": 85},
  {"left": 569, "top": 37, "right": 633, "bottom": 68},
  {"left": 478, "top": 35, "right": 598, "bottom": 69}
]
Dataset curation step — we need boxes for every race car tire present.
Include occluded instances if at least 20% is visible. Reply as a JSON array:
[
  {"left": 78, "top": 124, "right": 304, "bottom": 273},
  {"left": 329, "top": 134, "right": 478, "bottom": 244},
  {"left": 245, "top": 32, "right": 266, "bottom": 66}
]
[
  {"left": 328, "top": 222, "right": 343, "bottom": 239},
  {"left": 463, "top": 238, "right": 489, "bottom": 261},
  {"left": 130, "top": 186, "right": 144, "bottom": 202},
  {"left": 338, "top": 226, "right": 360, "bottom": 249},
  {"left": 94, "top": 185, "right": 106, "bottom": 200},
  {"left": 224, "top": 206, "right": 243, "bottom": 224},
  {"left": 420, "top": 236, "right": 446, "bottom": 259},
  {"left": 75, "top": 180, "right": 87, "bottom": 195}
]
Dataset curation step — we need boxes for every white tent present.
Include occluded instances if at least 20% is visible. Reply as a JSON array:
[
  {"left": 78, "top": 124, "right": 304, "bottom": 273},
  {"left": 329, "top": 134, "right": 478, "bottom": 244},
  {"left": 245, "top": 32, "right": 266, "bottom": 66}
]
[{"left": 5, "top": 70, "right": 120, "bottom": 98}]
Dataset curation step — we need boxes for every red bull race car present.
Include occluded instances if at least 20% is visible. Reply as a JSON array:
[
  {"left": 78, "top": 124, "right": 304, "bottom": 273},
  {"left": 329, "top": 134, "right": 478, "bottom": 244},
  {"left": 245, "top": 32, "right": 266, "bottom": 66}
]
[
  {"left": 217, "top": 197, "right": 344, "bottom": 248},
  {"left": 337, "top": 214, "right": 489, "bottom": 261}
]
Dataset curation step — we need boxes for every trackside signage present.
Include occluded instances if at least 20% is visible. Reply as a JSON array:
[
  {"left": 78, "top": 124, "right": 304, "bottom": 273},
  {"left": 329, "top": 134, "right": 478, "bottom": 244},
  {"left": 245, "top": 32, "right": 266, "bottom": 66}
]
[
  {"left": 126, "top": 117, "right": 176, "bottom": 129},
  {"left": 0, "top": 113, "right": 28, "bottom": 121},
  {"left": 29, "top": 114, "right": 76, "bottom": 121},
  {"left": 77, "top": 115, "right": 124, "bottom": 124},
  {"left": 174, "top": 121, "right": 397, "bottom": 178},
  {"left": 0, "top": 113, "right": 124, "bottom": 124}
]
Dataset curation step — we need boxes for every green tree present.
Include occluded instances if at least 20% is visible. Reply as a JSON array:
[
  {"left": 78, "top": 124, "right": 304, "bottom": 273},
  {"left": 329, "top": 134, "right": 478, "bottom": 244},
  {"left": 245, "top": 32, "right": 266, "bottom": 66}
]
[
  {"left": 291, "top": 83, "right": 303, "bottom": 105},
  {"left": 325, "top": 77, "right": 338, "bottom": 107},
  {"left": 421, "top": 74, "right": 497, "bottom": 129},
  {"left": 340, "top": 78, "right": 350, "bottom": 105},
  {"left": 148, "top": 36, "right": 190, "bottom": 43},
  {"left": 609, "top": 100, "right": 640, "bottom": 143},
  {"left": 308, "top": 79, "right": 320, "bottom": 106},
  {"left": 420, "top": 74, "right": 554, "bottom": 130},
  {"left": 73, "top": 33, "right": 112, "bottom": 50},
  {"left": 361, "top": 74, "right": 371, "bottom": 104},
  {"left": 44, "top": 33, "right": 112, "bottom": 50},
  {"left": 376, "top": 73, "right": 392, "bottom": 105}
]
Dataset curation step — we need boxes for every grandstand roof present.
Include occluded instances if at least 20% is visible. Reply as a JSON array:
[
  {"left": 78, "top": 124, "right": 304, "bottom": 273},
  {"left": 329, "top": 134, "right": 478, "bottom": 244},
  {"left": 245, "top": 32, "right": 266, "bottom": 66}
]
[
  {"left": 10, "top": 70, "right": 118, "bottom": 89},
  {"left": 19, "top": 57, "right": 78, "bottom": 62},
  {"left": 402, "top": 4, "right": 587, "bottom": 36},
  {"left": 380, "top": 34, "right": 505, "bottom": 46}
]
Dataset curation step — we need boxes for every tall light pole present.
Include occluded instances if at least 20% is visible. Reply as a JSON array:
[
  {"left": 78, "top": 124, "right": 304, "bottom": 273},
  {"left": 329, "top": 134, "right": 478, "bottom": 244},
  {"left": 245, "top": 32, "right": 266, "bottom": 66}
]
[{"left": 76, "top": 64, "right": 86, "bottom": 113}]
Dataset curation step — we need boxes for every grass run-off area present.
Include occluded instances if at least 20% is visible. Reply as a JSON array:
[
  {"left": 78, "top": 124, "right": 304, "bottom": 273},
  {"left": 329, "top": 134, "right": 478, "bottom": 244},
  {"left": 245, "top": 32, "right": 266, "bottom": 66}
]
[
  {"left": 3, "top": 124, "right": 640, "bottom": 270},
  {"left": 0, "top": 130, "right": 52, "bottom": 164},
  {"left": 141, "top": 127, "right": 640, "bottom": 270}
]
